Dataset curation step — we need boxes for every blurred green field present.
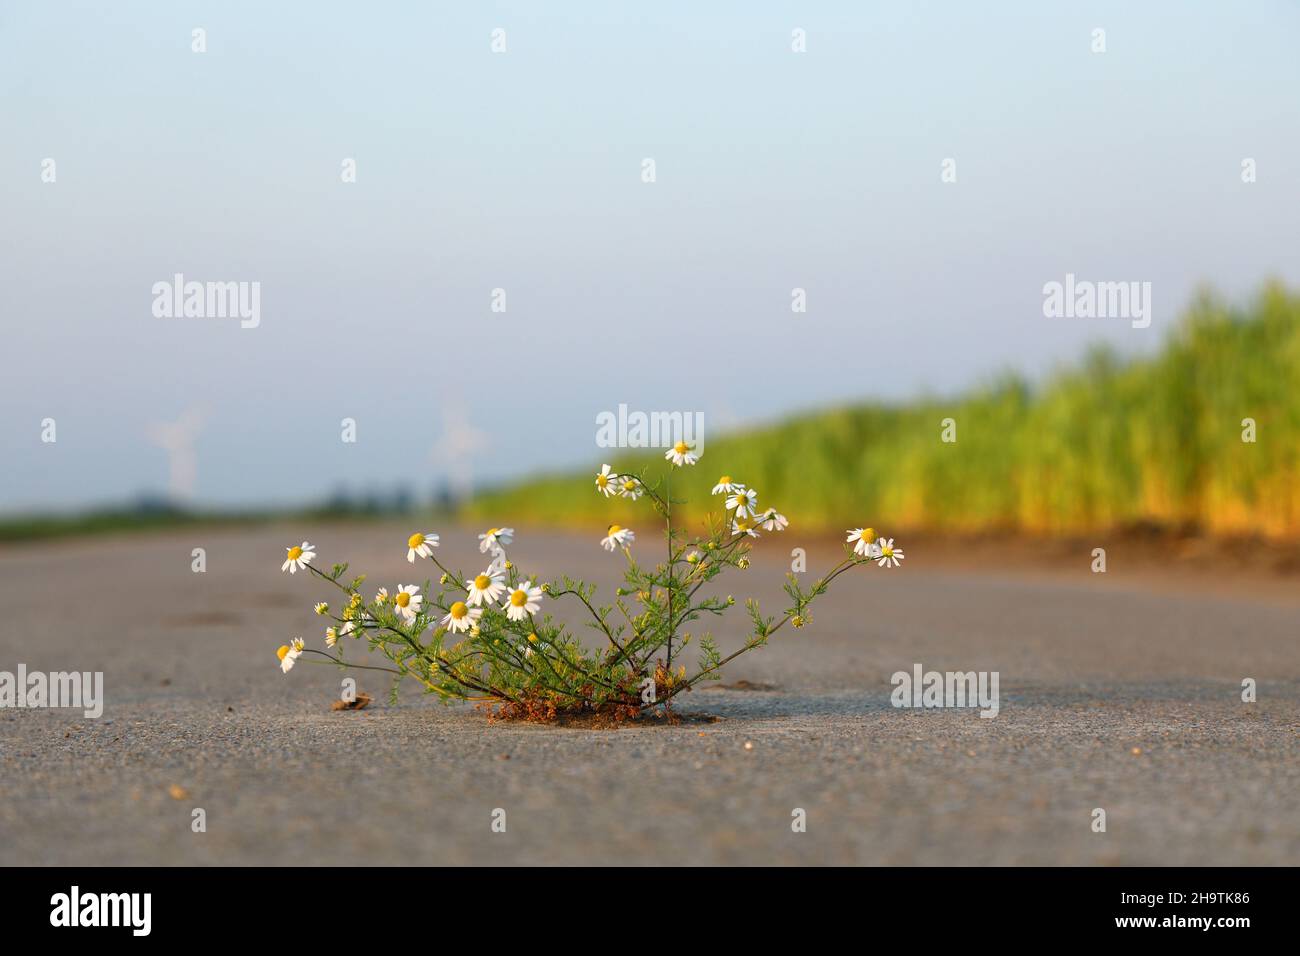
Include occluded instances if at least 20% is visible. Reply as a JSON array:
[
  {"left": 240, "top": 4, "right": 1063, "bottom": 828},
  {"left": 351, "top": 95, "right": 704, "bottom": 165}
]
[{"left": 468, "top": 282, "right": 1300, "bottom": 539}]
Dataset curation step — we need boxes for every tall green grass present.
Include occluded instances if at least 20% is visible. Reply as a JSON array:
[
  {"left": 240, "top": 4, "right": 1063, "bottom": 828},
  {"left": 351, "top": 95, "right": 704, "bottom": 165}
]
[{"left": 467, "top": 282, "right": 1300, "bottom": 538}]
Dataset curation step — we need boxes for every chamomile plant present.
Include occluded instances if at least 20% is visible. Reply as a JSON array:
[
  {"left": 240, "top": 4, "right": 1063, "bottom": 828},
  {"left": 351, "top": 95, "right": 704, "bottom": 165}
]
[{"left": 274, "top": 443, "right": 902, "bottom": 721}]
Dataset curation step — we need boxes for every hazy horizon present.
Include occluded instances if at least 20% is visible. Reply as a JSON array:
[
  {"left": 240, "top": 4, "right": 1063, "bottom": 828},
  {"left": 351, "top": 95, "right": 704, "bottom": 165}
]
[{"left": 4, "top": 1, "right": 1299, "bottom": 512}]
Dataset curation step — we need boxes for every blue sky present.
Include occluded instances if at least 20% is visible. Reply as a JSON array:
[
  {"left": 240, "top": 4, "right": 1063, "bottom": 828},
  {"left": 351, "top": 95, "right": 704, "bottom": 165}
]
[{"left": 3, "top": 1, "right": 1299, "bottom": 510}]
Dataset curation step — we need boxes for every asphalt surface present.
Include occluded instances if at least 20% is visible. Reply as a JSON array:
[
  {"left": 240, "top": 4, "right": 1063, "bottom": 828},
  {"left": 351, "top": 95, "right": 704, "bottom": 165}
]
[{"left": 1, "top": 523, "right": 1296, "bottom": 865}]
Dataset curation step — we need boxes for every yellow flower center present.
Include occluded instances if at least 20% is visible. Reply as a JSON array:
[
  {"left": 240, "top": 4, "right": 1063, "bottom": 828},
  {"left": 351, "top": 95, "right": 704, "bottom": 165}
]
[
  {"left": 510, "top": 589, "right": 528, "bottom": 607},
  {"left": 395, "top": 592, "right": 411, "bottom": 608},
  {"left": 449, "top": 601, "right": 468, "bottom": 620},
  {"left": 674, "top": 441, "right": 688, "bottom": 455},
  {"left": 487, "top": 528, "right": 499, "bottom": 536},
  {"left": 622, "top": 480, "right": 636, "bottom": 492},
  {"left": 407, "top": 533, "right": 424, "bottom": 549},
  {"left": 880, "top": 544, "right": 893, "bottom": 557},
  {"left": 863, "top": 527, "right": 876, "bottom": 541},
  {"left": 719, "top": 475, "right": 730, "bottom": 485},
  {"left": 596, "top": 474, "right": 609, "bottom": 487},
  {"left": 276, "top": 645, "right": 290, "bottom": 661},
  {"left": 474, "top": 574, "right": 492, "bottom": 590},
  {"left": 286, "top": 546, "right": 303, "bottom": 560},
  {"left": 608, "top": 525, "right": 622, "bottom": 536},
  {"left": 527, "top": 633, "right": 538, "bottom": 642},
  {"left": 737, "top": 520, "right": 751, "bottom": 532}
]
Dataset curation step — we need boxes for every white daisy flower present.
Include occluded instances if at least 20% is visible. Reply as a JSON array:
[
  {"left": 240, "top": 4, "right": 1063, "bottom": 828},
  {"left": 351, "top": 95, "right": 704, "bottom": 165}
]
[
  {"left": 726, "top": 488, "right": 758, "bottom": 517},
  {"left": 846, "top": 527, "right": 877, "bottom": 558},
  {"left": 374, "top": 587, "right": 389, "bottom": 604},
  {"left": 502, "top": 580, "right": 544, "bottom": 622},
  {"left": 406, "top": 531, "right": 439, "bottom": 563},
  {"left": 313, "top": 602, "right": 328, "bottom": 615},
  {"left": 392, "top": 584, "right": 423, "bottom": 622},
  {"left": 478, "top": 528, "right": 514, "bottom": 553},
  {"left": 712, "top": 475, "right": 743, "bottom": 496},
  {"left": 758, "top": 508, "right": 788, "bottom": 532},
  {"left": 324, "top": 627, "right": 338, "bottom": 648},
  {"left": 441, "top": 601, "right": 482, "bottom": 634},
  {"left": 466, "top": 569, "right": 507, "bottom": 607},
  {"left": 277, "top": 637, "right": 305, "bottom": 673},
  {"left": 618, "top": 477, "right": 643, "bottom": 501},
  {"left": 731, "top": 516, "right": 759, "bottom": 538},
  {"left": 601, "top": 524, "right": 634, "bottom": 551},
  {"left": 595, "top": 464, "right": 618, "bottom": 497},
  {"left": 664, "top": 440, "right": 698, "bottom": 467},
  {"left": 875, "top": 538, "right": 904, "bottom": 568},
  {"left": 281, "top": 541, "right": 316, "bottom": 574}
]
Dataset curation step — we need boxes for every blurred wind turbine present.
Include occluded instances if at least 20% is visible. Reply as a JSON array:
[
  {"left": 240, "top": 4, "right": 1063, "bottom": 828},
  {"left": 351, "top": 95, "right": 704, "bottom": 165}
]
[
  {"left": 146, "top": 407, "right": 206, "bottom": 502},
  {"left": 429, "top": 406, "right": 489, "bottom": 499}
]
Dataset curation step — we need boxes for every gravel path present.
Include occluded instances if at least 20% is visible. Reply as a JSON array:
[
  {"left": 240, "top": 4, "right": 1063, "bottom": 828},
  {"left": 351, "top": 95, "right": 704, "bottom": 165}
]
[{"left": 1, "top": 524, "right": 1296, "bottom": 865}]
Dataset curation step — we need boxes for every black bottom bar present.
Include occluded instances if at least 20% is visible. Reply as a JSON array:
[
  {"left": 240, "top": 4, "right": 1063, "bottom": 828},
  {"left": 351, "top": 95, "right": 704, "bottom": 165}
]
[{"left": 0, "top": 866, "right": 1284, "bottom": 940}]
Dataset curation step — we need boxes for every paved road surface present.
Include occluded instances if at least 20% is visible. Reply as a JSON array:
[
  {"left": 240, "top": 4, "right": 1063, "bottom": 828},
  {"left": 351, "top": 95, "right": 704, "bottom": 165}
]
[{"left": 1, "top": 524, "right": 1296, "bottom": 865}]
